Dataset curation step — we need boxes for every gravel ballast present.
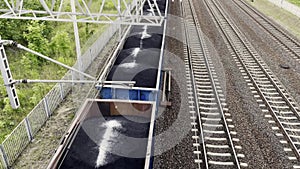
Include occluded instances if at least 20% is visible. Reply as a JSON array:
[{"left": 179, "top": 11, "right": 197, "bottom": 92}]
[
  {"left": 153, "top": 1, "right": 197, "bottom": 168},
  {"left": 191, "top": 0, "right": 297, "bottom": 168}
]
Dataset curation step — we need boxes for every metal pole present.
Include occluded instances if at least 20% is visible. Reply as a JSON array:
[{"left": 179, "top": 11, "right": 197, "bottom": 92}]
[
  {"left": 43, "top": 97, "right": 51, "bottom": 117},
  {"left": 15, "top": 44, "right": 95, "bottom": 80},
  {"left": 168, "top": 70, "right": 171, "bottom": 92},
  {"left": 136, "top": 0, "right": 139, "bottom": 22},
  {"left": 1, "top": 40, "right": 94, "bottom": 80},
  {"left": 59, "top": 83, "right": 64, "bottom": 99},
  {"left": 118, "top": 22, "right": 122, "bottom": 42},
  {"left": 89, "top": 48, "right": 92, "bottom": 65},
  {"left": 0, "top": 40, "right": 20, "bottom": 109},
  {"left": 0, "top": 144, "right": 9, "bottom": 169},
  {"left": 71, "top": 70, "right": 75, "bottom": 86},
  {"left": 117, "top": 0, "right": 122, "bottom": 42},
  {"left": 71, "top": 0, "right": 83, "bottom": 79},
  {"left": 168, "top": 70, "right": 171, "bottom": 101},
  {"left": 7, "top": 79, "right": 135, "bottom": 85},
  {"left": 10, "top": 79, "right": 97, "bottom": 84},
  {"left": 24, "top": 118, "right": 33, "bottom": 141},
  {"left": 162, "top": 71, "right": 167, "bottom": 102}
]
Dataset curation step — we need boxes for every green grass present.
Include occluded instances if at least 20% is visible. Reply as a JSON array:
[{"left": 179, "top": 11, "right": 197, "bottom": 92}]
[
  {"left": 287, "top": 0, "right": 300, "bottom": 7},
  {"left": 0, "top": 1, "right": 115, "bottom": 143},
  {"left": 246, "top": 0, "right": 300, "bottom": 39},
  {"left": 0, "top": 23, "right": 107, "bottom": 143}
]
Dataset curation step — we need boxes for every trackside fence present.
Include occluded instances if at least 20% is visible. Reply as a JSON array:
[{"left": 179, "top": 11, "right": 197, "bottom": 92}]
[{"left": 0, "top": 24, "right": 119, "bottom": 169}]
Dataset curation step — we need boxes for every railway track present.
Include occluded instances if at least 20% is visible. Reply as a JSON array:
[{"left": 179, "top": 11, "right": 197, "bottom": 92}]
[
  {"left": 202, "top": 0, "right": 300, "bottom": 166},
  {"left": 181, "top": 0, "right": 246, "bottom": 168},
  {"left": 232, "top": 0, "right": 300, "bottom": 62}
]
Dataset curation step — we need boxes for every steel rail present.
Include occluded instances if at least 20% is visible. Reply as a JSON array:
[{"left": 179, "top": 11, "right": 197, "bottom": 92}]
[
  {"left": 188, "top": 0, "right": 241, "bottom": 168},
  {"left": 233, "top": 0, "right": 300, "bottom": 61},
  {"left": 183, "top": 0, "right": 241, "bottom": 167},
  {"left": 181, "top": 1, "right": 207, "bottom": 168},
  {"left": 203, "top": 0, "right": 300, "bottom": 160}
]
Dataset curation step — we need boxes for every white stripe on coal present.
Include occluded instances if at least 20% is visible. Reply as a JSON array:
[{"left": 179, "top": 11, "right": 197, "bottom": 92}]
[{"left": 95, "top": 120, "right": 122, "bottom": 168}]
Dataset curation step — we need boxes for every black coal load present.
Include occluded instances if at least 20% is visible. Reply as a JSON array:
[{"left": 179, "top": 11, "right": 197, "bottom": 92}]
[
  {"left": 104, "top": 0, "right": 165, "bottom": 88},
  {"left": 59, "top": 116, "right": 150, "bottom": 169},
  {"left": 107, "top": 65, "right": 158, "bottom": 88},
  {"left": 123, "top": 33, "right": 163, "bottom": 49},
  {"left": 114, "top": 48, "right": 160, "bottom": 67},
  {"left": 129, "top": 26, "right": 163, "bottom": 37},
  {"left": 143, "top": 0, "right": 166, "bottom": 12}
]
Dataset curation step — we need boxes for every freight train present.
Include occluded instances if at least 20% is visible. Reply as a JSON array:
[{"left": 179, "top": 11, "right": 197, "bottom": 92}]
[{"left": 47, "top": 0, "right": 168, "bottom": 168}]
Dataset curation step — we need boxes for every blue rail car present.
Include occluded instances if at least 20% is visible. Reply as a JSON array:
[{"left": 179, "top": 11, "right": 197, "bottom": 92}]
[{"left": 100, "top": 87, "right": 156, "bottom": 101}]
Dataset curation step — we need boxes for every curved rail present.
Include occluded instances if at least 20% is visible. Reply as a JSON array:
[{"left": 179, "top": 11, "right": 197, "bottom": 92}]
[
  {"left": 203, "top": 0, "right": 300, "bottom": 160},
  {"left": 233, "top": 0, "right": 300, "bottom": 62}
]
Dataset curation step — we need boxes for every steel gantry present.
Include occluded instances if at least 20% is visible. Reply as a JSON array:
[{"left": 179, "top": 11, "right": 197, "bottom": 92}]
[
  {"left": 0, "top": 0, "right": 165, "bottom": 109},
  {"left": 0, "top": 0, "right": 164, "bottom": 25}
]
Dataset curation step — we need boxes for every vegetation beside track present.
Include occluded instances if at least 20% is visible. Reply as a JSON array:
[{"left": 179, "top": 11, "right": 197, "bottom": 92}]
[
  {"left": 246, "top": 0, "right": 300, "bottom": 38},
  {"left": 287, "top": 0, "right": 300, "bottom": 7},
  {"left": 0, "top": 1, "right": 115, "bottom": 142}
]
